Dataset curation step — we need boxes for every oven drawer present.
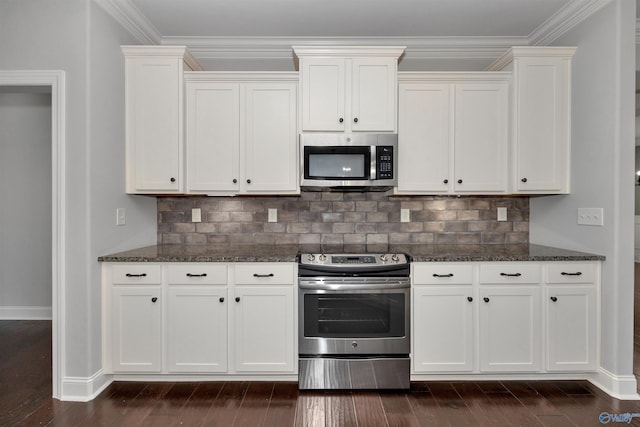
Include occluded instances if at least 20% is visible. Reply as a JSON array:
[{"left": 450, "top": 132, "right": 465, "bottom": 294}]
[
  {"left": 235, "top": 263, "right": 295, "bottom": 285},
  {"left": 413, "top": 263, "right": 473, "bottom": 284}
]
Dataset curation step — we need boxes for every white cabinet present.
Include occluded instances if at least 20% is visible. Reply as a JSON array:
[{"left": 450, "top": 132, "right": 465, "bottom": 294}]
[
  {"left": 103, "top": 262, "right": 297, "bottom": 376},
  {"left": 185, "top": 74, "right": 298, "bottom": 195},
  {"left": 166, "top": 264, "right": 229, "bottom": 373},
  {"left": 233, "top": 286, "right": 295, "bottom": 372},
  {"left": 122, "top": 46, "right": 202, "bottom": 194},
  {"left": 294, "top": 46, "right": 405, "bottom": 132},
  {"left": 479, "top": 286, "right": 542, "bottom": 372},
  {"left": 397, "top": 74, "right": 509, "bottom": 194},
  {"left": 490, "top": 47, "right": 576, "bottom": 194},
  {"left": 545, "top": 262, "right": 598, "bottom": 371}
]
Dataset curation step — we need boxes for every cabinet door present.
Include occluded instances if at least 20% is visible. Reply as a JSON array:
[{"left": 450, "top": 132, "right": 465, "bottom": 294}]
[
  {"left": 479, "top": 286, "right": 541, "bottom": 372},
  {"left": 233, "top": 286, "right": 295, "bottom": 372},
  {"left": 166, "top": 286, "right": 228, "bottom": 373},
  {"left": 243, "top": 84, "right": 299, "bottom": 193},
  {"left": 515, "top": 56, "right": 570, "bottom": 193},
  {"left": 351, "top": 58, "right": 397, "bottom": 132},
  {"left": 111, "top": 286, "right": 162, "bottom": 372},
  {"left": 397, "top": 83, "right": 451, "bottom": 193},
  {"left": 546, "top": 286, "right": 597, "bottom": 371},
  {"left": 413, "top": 286, "right": 474, "bottom": 372},
  {"left": 454, "top": 83, "right": 508, "bottom": 193},
  {"left": 125, "top": 56, "right": 183, "bottom": 193},
  {"left": 185, "top": 83, "right": 240, "bottom": 193},
  {"left": 300, "top": 58, "right": 346, "bottom": 131}
]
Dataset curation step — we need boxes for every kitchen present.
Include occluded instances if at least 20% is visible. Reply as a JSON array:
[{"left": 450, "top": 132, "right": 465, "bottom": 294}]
[{"left": 0, "top": 0, "right": 637, "bottom": 424}]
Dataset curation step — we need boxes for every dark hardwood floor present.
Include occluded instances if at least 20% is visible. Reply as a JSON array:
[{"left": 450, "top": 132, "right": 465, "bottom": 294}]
[{"left": 3, "top": 267, "right": 640, "bottom": 426}]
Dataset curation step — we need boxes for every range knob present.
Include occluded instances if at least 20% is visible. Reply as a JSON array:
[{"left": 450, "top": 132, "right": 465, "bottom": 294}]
[
  {"left": 319, "top": 254, "right": 327, "bottom": 262},
  {"left": 392, "top": 254, "right": 400, "bottom": 262},
  {"left": 380, "top": 254, "right": 388, "bottom": 262},
  {"left": 306, "top": 254, "right": 315, "bottom": 262}
]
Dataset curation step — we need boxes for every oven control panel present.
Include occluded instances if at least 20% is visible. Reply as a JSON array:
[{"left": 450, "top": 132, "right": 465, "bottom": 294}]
[{"left": 299, "top": 253, "right": 409, "bottom": 266}]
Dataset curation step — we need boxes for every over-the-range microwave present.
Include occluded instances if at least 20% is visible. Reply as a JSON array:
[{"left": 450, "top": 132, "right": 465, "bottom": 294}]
[{"left": 300, "top": 133, "right": 397, "bottom": 190}]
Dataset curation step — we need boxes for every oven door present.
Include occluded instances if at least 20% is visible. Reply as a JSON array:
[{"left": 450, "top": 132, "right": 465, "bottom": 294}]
[{"left": 298, "top": 282, "right": 410, "bottom": 356}]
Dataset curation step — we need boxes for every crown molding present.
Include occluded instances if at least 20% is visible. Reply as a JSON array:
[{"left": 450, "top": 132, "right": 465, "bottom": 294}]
[
  {"left": 98, "top": 0, "right": 626, "bottom": 64},
  {"left": 94, "top": 0, "right": 161, "bottom": 45},
  {"left": 528, "top": 0, "right": 614, "bottom": 46}
]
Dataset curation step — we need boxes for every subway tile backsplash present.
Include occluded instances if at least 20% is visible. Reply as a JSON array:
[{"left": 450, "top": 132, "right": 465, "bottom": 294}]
[{"left": 157, "top": 192, "right": 529, "bottom": 246}]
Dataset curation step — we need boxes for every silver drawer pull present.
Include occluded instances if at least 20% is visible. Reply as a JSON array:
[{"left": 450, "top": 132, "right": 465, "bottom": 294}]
[
  {"left": 125, "top": 273, "right": 147, "bottom": 277},
  {"left": 253, "top": 273, "right": 274, "bottom": 278},
  {"left": 433, "top": 273, "right": 454, "bottom": 278},
  {"left": 561, "top": 272, "right": 582, "bottom": 276},
  {"left": 500, "top": 272, "right": 522, "bottom": 277},
  {"left": 186, "top": 273, "right": 208, "bottom": 277}
]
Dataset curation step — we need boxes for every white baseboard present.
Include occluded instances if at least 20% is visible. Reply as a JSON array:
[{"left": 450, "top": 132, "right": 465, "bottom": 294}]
[
  {"left": 0, "top": 306, "right": 52, "bottom": 320},
  {"left": 61, "top": 370, "right": 113, "bottom": 402},
  {"left": 589, "top": 368, "right": 640, "bottom": 400}
]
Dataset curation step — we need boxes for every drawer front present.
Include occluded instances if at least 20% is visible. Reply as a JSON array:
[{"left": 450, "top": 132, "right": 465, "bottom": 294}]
[
  {"left": 235, "top": 263, "right": 295, "bottom": 285},
  {"left": 546, "top": 262, "right": 596, "bottom": 284},
  {"left": 112, "top": 264, "right": 162, "bottom": 285},
  {"left": 166, "top": 264, "right": 228, "bottom": 285},
  {"left": 480, "top": 263, "right": 540, "bottom": 284},
  {"left": 413, "top": 263, "right": 474, "bottom": 285}
]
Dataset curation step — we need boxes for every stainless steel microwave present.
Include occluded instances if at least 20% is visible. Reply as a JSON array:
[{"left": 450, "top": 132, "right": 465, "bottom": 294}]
[{"left": 300, "top": 133, "right": 398, "bottom": 189}]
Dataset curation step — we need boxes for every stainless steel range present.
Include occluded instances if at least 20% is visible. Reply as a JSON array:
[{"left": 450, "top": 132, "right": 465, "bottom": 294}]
[{"left": 297, "top": 252, "right": 411, "bottom": 390}]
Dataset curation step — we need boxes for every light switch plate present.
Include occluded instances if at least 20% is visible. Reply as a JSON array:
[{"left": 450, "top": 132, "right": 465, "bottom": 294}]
[
  {"left": 192, "top": 208, "right": 202, "bottom": 223},
  {"left": 116, "top": 208, "right": 126, "bottom": 226},
  {"left": 577, "top": 208, "right": 603, "bottom": 226}
]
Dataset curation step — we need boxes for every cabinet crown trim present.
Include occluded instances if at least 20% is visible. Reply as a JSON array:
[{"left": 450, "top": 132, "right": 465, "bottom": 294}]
[
  {"left": 398, "top": 71, "right": 511, "bottom": 83},
  {"left": 184, "top": 71, "right": 299, "bottom": 83},
  {"left": 488, "top": 46, "right": 577, "bottom": 71},
  {"left": 121, "top": 45, "right": 203, "bottom": 71},
  {"left": 292, "top": 45, "right": 406, "bottom": 58}
]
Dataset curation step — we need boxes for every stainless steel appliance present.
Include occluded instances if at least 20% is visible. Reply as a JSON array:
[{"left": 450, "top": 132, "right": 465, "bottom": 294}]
[
  {"left": 297, "top": 253, "right": 410, "bottom": 390},
  {"left": 300, "top": 133, "right": 397, "bottom": 190}
]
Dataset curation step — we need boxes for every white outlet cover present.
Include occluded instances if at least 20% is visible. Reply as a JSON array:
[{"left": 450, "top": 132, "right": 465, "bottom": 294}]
[
  {"left": 192, "top": 208, "right": 202, "bottom": 223},
  {"left": 268, "top": 208, "right": 278, "bottom": 223},
  {"left": 577, "top": 208, "right": 603, "bottom": 226},
  {"left": 400, "top": 209, "right": 410, "bottom": 223},
  {"left": 497, "top": 207, "right": 507, "bottom": 222}
]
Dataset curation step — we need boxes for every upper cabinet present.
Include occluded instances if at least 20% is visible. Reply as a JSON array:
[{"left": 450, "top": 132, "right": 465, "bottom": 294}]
[
  {"left": 396, "top": 73, "right": 509, "bottom": 195},
  {"left": 122, "top": 46, "right": 203, "bottom": 194},
  {"left": 489, "top": 47, "right": 576, "bottom": 194},
  {"left": 293, "top": 46, "right": 405, "bottom": 132},
  {"left": 184, "top": 73, "right": 299, "bottom": 196}
]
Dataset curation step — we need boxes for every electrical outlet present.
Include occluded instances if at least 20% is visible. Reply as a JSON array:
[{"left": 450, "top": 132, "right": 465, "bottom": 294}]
[
  {"left": 192, "top": 208, "right": 202, "bottom": 223},
  {"left": 116, "top": 208, "right": 126, "bottom": 226},
  {"left": 577, "top": 208, "right": 604, "bottom": 226},
  {"left": 400, "top": 209, "right": 410, "bottom": 223},
  {"left": 497, "top": 207, "right": 507, "bottom": 222},
  {"left": 268, "top": 208, "right": 278, "bottom": 223}
]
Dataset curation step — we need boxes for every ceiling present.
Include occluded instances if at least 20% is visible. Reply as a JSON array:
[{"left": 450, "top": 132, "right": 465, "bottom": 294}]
[{"left": 99, "top": 0, "right": 615, "bottom": 70}]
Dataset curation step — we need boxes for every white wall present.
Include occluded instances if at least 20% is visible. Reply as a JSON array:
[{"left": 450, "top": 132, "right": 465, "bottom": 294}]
[
  {"left": 0, "top": 0, "right": 157, "bottom": 383},
  {"left": 530, "top": 0, "right": 636, "bottom": 379},
  {"left": 0, "top": 90, "right": 52, "bottom": 314}
]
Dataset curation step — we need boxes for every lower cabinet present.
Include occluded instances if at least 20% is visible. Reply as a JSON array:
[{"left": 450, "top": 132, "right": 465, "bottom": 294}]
[
  {"left": 479, "top": 286, "right": 542, "bottom": 372},
  {"left": 103, "top": 262, "right": 296, "bottom": 376},
  {"left": 233, "top": 286, "right": 295, "bottom": 372},
  {"left": 111, "top": 286, "right": 162, "bottom": 372},
  {"left": 412, "top": 261, "right": 599, "bottom": 376}
]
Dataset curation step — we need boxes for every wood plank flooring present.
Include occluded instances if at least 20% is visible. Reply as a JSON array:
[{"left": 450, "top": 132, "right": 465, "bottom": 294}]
[{"left": 2, "top": 265, "right": 640, "bottom": 426}]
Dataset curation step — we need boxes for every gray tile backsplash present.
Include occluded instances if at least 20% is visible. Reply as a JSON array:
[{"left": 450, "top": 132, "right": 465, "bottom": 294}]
[{"left": 157, "top": 192, "right": 529, "bottom": 246}]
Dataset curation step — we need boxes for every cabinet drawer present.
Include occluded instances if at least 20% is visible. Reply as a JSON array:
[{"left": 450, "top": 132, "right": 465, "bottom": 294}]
[
  {"left": 166, "top": 264, "right": 228, "bottom": 285},
  {"left": 111, "top": 264, "right": 161, "bottom": 285},
  {"left": 546, "top": 263, "right": 596, "bottom": 284},
  {"left": 480, "top": 263, "right": 540, "bottom": 284},
  {"left": 235, "top": 264, "right": 295, "bottom": 285},
  {"left": 413, "top": 264, "right": 473, "bottom": 285}
]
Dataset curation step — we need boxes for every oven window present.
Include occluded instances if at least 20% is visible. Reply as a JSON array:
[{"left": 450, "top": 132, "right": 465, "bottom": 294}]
[{"left": 303, "top": 293, "right": 405, "bottom": 338}]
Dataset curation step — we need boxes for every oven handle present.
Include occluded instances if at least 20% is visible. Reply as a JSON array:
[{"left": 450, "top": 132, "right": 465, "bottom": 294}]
[{"left": 298, "top": 280, "right": 410, "bottom": 291}]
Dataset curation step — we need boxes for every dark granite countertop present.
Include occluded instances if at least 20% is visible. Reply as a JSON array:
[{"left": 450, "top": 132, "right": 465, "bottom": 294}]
[{"left": 98, "top": 243, "right": 604, "bottom": 263}]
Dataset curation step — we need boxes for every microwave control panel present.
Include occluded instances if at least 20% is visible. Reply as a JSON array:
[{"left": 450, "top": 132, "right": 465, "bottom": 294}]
[{"left": 376, "top": 146, "right": 394, "bottom": 179}]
